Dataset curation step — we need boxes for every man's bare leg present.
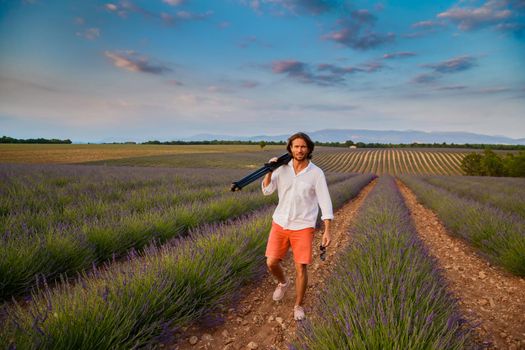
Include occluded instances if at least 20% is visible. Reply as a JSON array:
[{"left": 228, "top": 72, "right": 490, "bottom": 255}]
[
  {"left": 294, "top": 262, "right": 307, "bottom": 306},
  {"left": 267, "top": 257, "right": 286, "bottom": 284}
]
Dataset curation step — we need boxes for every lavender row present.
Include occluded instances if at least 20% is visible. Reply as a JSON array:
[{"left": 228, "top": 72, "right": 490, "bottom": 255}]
[
  {"left": 294, "top": 176, "right": 470, "bottom": 349},
  {"left": 0, "top": 176, "right": 372, "bottom": 349},
  {"left": 401, "top": 176, "right": 525, "bottom": 276},
  {"left": 420, "top": 175, "right": 525, "bottom": 219}
]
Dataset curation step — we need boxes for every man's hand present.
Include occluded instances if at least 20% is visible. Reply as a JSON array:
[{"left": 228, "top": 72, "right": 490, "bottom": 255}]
[
  {"left": 263, "top": 157, "right": 278, "bottom": 188},
  {"left": 321, "top": 219, "right": 332, "bottom": 247},
  {"left": 322, "top": 230, "right": 331, "bottom": 247}
]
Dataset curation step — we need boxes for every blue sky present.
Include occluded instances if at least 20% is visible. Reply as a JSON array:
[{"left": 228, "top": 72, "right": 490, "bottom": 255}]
[{"left": 0, "top": 0, "right": 524, "bottom": 142}]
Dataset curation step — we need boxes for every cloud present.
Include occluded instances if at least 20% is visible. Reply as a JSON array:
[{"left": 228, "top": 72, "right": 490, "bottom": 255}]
[
  {"left": 105, "top": 3, "right": 118, "bottom": 11},
  {"left": 402, "top": 29, "right": 441, "bottom": 39},
  {"left": 242, "top": 0, "right": 346, "bottom": 15},
  {"left": 423, "top": 55, "right": 477, "bottom": 73},
  {"left": 241, "top": 80, "right": 259, "bottom": 88},
  {"left": 207, "top": 85, "right": 234, "bottom": 93},
  {"left": 411, "top": 73, "right": 440, "bottom": 84},
  {"left": 174, "top": 10, "right": 213, "bottom": 20},
  {"left": 437, "top": 0, "right": 513, "bottom": 31},
  {"left": 383, "top": 52, "right": 416, "bottom": 59},
  {"left": 283, "top": 0, "right": 345, "bottom": 15},
  {"left": 0, "top": 75, "right": 63, "bottom": 93},
  {"left": 104, "top": 51, "right": 172, "bottom": 75},
  {"left": 435, "top": 85, "right": 468, "bottom": 90},
  {"left": 163, "top": 0, "right": 185, "bottom": 6},
  {"left": 300, "top": 103, "right": 357, "bottom": 111},
  {"left": 433, "top": 85, "right": 518, "bottom": 95},
  {"left": 271, "top": 59, "right": 383, "bottom": 86},
  {"left": 76, "top": 27, "right": 100, "bottom": 40},
  {"left": 272, "top": 60, "right": 309, "bottom": 76},
  {"left": 323, "top": 9, "right": 395, "bottom": 50},
  {"left": 218, "top": 21, "right": 231, "bottom": 29},
  {"left": 317, "top": 63, "right": 364, "bottom": 74},
  {"left": 412, "top": 55, "right": 478, "bottom": 84},
  {"left": 271, "top": 60, "right": 346, "bottom": 86},
  {"left": 496, "top": 21, "right": 525, "bottom": 36},
  {"left": 74, "top": 17, "right": 85, "bottom": 25},
  {"left": 412, "top": 20, "right": 446, "bottom": 28},
  {"left": 477, "top": 86, "right": 513, "bottom": 93},
  {"left": 403, "top": 19, "right": 446, "bottom": 39},
  {"left": 238, "top": 36, "right": 272, "bottom": 48},
  {"left": 105, "top": 1, "right": 212, "bottom": 25},
  {"left": 167, "top": 79, "right": 184, "bottom": 86}
]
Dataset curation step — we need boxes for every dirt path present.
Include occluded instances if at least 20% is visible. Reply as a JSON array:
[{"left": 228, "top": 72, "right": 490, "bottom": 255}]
[
  {"left": 168, "top": 180, "right": 377, "bottom": 350},
  {"left": 398, "top": 180, "right": 525, "bottom": 350}
]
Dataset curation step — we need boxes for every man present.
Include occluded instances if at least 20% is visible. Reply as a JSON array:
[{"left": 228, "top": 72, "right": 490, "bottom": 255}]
[{"left": 261, "top": 132, "right": 333, "bottom": 321}]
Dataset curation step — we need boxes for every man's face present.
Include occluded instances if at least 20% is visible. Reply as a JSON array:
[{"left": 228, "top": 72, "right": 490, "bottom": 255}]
[{"left": 291, "top": 138, "right": 309, "bottom": 161}]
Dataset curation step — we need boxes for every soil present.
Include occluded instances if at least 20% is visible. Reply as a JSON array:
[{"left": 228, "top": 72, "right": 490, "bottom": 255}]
[
  {"left": 398, "top": 180, "right": 525, "bottom": 350},
  {"left": 167, "top": 179, "right": 377, "bottom": 350}
]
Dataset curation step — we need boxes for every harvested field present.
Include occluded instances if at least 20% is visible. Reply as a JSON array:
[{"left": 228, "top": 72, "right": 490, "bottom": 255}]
[{"left": 0, "top": 144, "right": 283, "bottom": 164}]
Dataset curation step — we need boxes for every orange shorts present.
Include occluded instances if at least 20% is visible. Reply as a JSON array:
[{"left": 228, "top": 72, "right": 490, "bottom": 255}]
[{"left": 265, "top": 221, "right": 315, "bottom": 265}]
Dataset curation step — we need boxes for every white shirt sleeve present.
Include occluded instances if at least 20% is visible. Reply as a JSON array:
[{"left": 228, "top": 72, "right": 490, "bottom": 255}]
[
  {"left": 315, "top": 171, "right": 334, "bottom": 220},
  {"left": 261, "top": 171, "right": 277, "bottom": 195}
]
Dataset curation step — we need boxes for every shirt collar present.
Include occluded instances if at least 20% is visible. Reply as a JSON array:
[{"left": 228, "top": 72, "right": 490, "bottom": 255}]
[{"left": 287, "top": 159, "right": 312, "bottom": 176}]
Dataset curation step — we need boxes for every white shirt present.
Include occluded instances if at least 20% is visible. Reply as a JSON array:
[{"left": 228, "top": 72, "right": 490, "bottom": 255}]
[{"left": 261, "top": 159, "right": 334, "bottom": 230}]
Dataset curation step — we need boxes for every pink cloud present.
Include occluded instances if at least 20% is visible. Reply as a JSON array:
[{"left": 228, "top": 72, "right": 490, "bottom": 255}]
[
  {"left": 383, "top": 52, "right": 416, "bottom": 59},
  {"left": 412, "top": 20, "right": 445, "bottom": 28},
  {"left": 104, "top": 51, "right": 172, "bottom": 75},
  {"left": 438, "top": 1, "right": 512, "bottom": 30}
]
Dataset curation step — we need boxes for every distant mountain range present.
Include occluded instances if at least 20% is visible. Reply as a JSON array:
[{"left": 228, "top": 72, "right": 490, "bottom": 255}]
[{"left": 183, "top": 129, "right": 525, "bottom": 145}]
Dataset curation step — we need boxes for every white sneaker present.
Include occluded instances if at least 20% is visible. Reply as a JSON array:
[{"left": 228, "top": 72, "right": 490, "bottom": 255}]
[
  {"left": 272, "top": 279, "right": 288, "bottom": 301},
  {"left": 294, "top": 305, "right": 305, "bottom": 321}
]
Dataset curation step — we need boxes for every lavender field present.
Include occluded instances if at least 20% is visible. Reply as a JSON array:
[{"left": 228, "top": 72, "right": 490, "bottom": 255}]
[
  {"left": 401, "top": 176, "right": 525, "bottom": 276},
  {"left": 1, "top": 156, "right": 523, "bottom": 349},
  {"left": 294, "top": 176, "right": 470, "bottom": 350},
  {"left": 0, "top": 165, "right": 374, "bottom": 349},
  {"left": 417, "top": 176, "right": 525, "bottom": 219}
]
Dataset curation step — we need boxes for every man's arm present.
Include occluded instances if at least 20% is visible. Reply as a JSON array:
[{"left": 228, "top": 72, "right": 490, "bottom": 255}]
[
  {"left": 263, "top": 171, "right": 272, "bottom": 188},
  {"left": 261, "top": 157, "right": 278, "bottom": 195},
  {"left": 315, "top": 171, "right": 333, "bottom": 247}
]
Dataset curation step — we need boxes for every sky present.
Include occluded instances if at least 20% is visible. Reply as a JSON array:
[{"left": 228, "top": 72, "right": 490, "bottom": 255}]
[{"left": 0, "top": 0, "right": 524, "bottom": 142}]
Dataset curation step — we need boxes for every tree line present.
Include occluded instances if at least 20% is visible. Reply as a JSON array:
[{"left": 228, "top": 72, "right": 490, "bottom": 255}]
[
  {"left": 461, "top": 149, "right": 525, "bottom": 177},
  {"left": 0, "top": 136, "right": 72, "bottom": 144},
  {"left": 143, "top": 139, "right": 525, "bottom": 150},
  {"left": 340, "top": 140, "right": 525, "bottom": 150},
  {"left": 2, "top": 135, "right": 524, "bottom": 152}
]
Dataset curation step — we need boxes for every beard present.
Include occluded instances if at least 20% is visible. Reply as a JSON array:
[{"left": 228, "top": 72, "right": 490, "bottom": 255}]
[{"left": 293, "top": 152, "right": 307, "bottom": 161}]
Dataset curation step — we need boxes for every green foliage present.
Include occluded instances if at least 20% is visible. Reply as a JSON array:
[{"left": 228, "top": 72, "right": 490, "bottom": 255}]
[
  {"left": 505, "top": 152, "right": 525, "bottom": 177},
  {"left": 0, "top": 136, "right": 72, "bottom": 144},
  {"left": 461, "top": 153, "right": 483, "bottom": 175},
  {"left": 481, "top": 149, "right": 505, "bottom": 176},
  {"left": 461, "top": 150, "right": 525, "bottom": 177},
  {"left": 259, "top": 140, "right": 266, "bottom": 149}
]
